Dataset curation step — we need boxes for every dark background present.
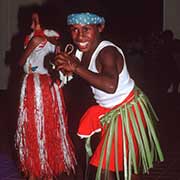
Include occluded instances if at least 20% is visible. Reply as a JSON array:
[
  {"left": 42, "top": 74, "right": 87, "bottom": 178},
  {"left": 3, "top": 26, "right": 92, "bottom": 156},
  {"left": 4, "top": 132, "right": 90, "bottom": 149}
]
[
  {"left": 40, "top": 0, "right": 163, "bottom": 44},
  {"left": 2, "top": 1, "right": 180, "bottom": 179}
]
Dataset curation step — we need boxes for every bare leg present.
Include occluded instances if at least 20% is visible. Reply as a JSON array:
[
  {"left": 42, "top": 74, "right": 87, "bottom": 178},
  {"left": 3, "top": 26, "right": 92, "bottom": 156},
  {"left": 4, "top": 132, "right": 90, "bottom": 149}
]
[
  {"left": 44, "top": 176, "right": 53, "bottom": 180},
  {"left": 28, "top": 174, "right": 36, "bottom": 180},
  {"left": 101, "top": 170, "right": 115, "bottom": 180},
  {"left": 131, "top": 174, "right": 142, "bottom": 180},
  {"left": 28, "top": 175, "right": 54, "bottom": 180}
]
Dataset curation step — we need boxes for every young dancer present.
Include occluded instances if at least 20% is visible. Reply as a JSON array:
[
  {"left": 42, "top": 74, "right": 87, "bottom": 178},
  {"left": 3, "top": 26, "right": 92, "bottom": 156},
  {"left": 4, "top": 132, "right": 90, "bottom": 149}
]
[
  {"left": 15, "top": 9, "right": 76, "bottom": 180},
  {"left": 55, "top": 10, "right": 164, "bottom": 180}
]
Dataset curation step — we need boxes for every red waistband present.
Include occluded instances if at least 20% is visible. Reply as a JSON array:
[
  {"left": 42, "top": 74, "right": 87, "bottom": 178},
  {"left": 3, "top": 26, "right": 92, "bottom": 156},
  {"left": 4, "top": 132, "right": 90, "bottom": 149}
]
[{"left": 112, "top": 89, "right": 135, "bottom": 110}]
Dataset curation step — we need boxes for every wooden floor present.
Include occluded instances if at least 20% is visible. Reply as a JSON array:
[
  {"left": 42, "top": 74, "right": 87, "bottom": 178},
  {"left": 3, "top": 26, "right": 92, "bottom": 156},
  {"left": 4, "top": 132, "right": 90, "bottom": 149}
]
[{"left": 0, "top": 87, "right": 180, "bottom": 180}]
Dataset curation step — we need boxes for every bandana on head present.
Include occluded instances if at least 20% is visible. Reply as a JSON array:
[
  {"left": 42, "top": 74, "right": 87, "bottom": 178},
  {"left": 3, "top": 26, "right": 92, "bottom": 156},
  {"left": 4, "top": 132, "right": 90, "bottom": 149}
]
[{"left": 67, "top": 12, "right": 105, "bottom": 25}]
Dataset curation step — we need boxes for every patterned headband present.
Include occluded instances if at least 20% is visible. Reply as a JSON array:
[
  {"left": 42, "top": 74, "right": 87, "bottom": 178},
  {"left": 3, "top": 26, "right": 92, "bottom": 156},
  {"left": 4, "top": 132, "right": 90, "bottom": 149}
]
[{"left": 67, "top": 12, "right": 105, "bottom": 25}]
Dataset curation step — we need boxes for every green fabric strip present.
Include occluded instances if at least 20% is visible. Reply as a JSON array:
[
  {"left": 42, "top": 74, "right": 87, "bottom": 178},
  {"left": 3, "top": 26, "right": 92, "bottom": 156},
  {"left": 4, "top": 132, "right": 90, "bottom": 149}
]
[
  {"left": 134, "top": 102, "right": 153, "bottom": 170},
  {"left": 138, "top": 98, "right": 164, "bottom": 162},
  {"left": 96, "top": 126, "right": 109, "bottom": 180},
  {"left": 105, "top": 116, "right": 116, "bottom": 179},
  {"left": 124, "top": 105, "right": 137, "bottom": 175},
  {"left": 85, "top": 137, "right": 93, "bottom": 157},
  {"left": 115, "top": 117, "right": 120, "bottom": 180},
  {"left": 121, "top": 109, "right": 128, "bottom": 180},
  {"left": 129, "top": 107, "right": 146, "bottom": 172}
]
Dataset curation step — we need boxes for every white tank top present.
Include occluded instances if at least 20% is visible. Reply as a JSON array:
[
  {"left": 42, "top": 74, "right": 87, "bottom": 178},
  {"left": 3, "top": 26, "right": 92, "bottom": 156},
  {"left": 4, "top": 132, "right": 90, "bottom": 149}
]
[
  {"left": 75, "top": 40, "right": 135, "bottom": 108},
  {"left": 23, "top": 30, "right": 59, "bottom": 74}
]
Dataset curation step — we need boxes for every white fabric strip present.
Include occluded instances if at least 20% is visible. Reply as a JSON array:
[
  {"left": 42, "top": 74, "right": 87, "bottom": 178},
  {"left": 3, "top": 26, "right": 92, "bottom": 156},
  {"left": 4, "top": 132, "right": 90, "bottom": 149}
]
[
  {"left": 53, "top": 83, "right": 76, "bottom": 172},
  {"left": 16, "top": 74, "right": 28, "bottom": 164},
  {"left": 33, "top": 74, "right": 48, "bottom": 172}
]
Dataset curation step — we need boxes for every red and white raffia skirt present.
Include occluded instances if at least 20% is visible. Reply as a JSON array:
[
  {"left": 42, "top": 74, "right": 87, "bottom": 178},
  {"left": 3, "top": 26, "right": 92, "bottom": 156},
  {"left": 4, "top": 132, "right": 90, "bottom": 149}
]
[{"left": 15, "top": 73, "right": 76, "bottom": 178}]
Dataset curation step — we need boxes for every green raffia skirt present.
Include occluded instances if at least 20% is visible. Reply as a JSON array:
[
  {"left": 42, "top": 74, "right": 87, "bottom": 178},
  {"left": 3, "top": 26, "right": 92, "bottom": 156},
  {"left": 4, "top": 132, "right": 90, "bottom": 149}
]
[{"left": 77, "top": 87, "right": 164, "bottom": 180}]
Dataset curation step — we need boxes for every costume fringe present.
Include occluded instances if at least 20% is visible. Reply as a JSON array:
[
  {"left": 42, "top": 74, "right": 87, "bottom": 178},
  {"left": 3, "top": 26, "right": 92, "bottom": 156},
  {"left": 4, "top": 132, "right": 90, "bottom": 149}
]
[
  {"left": 15, "top": 74, "right": 76, "bottom": 178},
  {"left": 86, "top": 87, "right": 164, "bottom": 180}
]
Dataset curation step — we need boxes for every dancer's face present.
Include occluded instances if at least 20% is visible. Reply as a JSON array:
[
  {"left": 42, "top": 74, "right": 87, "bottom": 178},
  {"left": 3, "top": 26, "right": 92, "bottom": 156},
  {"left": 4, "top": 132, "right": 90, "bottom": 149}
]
[
  {"left": 31, "top": 13, "right": 40, "bottom": 31},
  {"left": 69, "top": 24, "right": 104, "bottom": 52}
]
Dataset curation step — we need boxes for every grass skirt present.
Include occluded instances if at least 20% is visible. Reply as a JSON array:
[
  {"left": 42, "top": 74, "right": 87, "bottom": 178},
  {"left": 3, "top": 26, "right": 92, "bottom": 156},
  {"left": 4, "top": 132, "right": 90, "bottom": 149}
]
[
  {"left": 15, "top": 73, "right": 76, "bottom": 178},
  {"left": 77, "top": 87, "right": 164, "bottom": 180}
]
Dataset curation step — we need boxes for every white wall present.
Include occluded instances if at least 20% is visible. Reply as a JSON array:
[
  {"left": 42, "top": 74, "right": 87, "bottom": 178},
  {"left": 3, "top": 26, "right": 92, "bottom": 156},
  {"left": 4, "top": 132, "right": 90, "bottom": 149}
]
[
  {"left": 0, "top": 0, "right": 11, "bottom": 89},
  {"left": 163, "top": 0, "right": 180, "bottom": 39},
  {"left": 0, "top": 0, "right": 44, "bottom": 89}
]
